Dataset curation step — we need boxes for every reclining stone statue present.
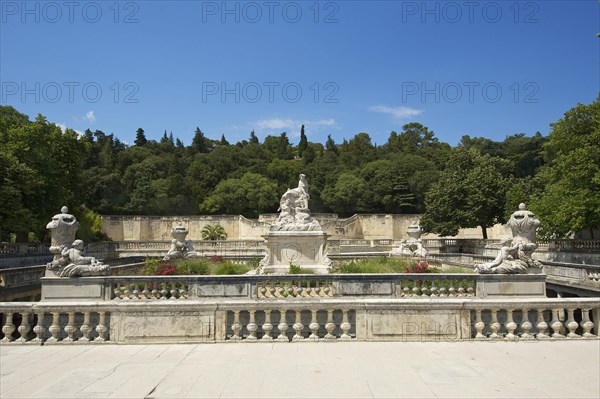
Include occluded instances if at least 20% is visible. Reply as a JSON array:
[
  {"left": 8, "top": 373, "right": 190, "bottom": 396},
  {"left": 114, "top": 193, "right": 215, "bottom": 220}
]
[
  {"left": 45, "top": 206, "right": 111, "bottom": 278},
  {"left": 475, "top": 203, "right": 542, "bottom": 274},
  {"left": 55, "top": 239, "right": 110, "bottom": 277}
]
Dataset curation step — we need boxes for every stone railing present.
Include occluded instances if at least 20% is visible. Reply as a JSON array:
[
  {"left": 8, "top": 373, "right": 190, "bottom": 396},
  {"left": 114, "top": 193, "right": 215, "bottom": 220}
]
[
  {"left": 464, "top": 300, "right": 599, "bottom": 340},
  {"left": 538, "top": 240, "right": 600, "bottom": 251},
  {"left": 97, "top": 274, "right": 486, "bottom": 301},
  {"left": 85, "top": 240, "right": 266, "bottom": 259},
  {"left": 542, "top": 261, "right": 600, "bottom": 290},
  {"left": 1, "top": 298, "right": 598, "bottom": 344},
  {"left": 43, "top": 273, "right": 546, "bottom": 303}
]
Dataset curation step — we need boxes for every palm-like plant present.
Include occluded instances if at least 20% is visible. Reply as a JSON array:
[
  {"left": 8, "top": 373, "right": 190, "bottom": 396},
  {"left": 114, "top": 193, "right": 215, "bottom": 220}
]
[{"left": 201, "top": 224, "right": 227, "bottom": 240}]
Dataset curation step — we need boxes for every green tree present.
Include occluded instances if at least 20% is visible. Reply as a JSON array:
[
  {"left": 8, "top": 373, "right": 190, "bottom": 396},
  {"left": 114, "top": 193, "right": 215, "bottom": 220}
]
[
  {"left": 200, "top": 172, "right": 279, "bottom": 217},
  {"left": 321, "top": 172, "right": 367, "bottom": 214},
  {"left": 420, "top": 148, "right": 513, "bottom": 238},
  {"left": 134, "top": 128, "right": 147, "bottom": 146},
  {"left": 191, "top": 127, "right": 212, "bottom": 153},
  {"left": 298, "top": 124, "right": 308, "bottom": 157},
  {"left": 530, "top": 97, "right": 600, "bottom": 238},
  {"left": 201, "top": 224, "right": 228, "bottom": 240}
]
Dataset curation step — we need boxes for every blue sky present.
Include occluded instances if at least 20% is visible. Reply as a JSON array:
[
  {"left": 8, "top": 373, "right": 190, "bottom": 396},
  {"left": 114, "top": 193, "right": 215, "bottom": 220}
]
[{"left": 1, "top": 0, "right": 598, "bottom": 146}]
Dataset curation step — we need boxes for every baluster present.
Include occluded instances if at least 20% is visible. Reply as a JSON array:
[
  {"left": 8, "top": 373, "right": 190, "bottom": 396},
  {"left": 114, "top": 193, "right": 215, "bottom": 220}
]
[
  {"left": 340, "top": 309, "right": 352, "bottom": 340},
  {"left": 169, "top": 282, "right": 178, "bottom": 299},
  {"left": 466, "top": 280, "right": 475, "bottom": 297},
  {"left": 17, "top": 312, "right": 31, "bottom": 343},
  {"left": 179, "top": 283, "right": 188, "bottom": 299},
  {"left": 277, "top": 281, "right": 285, "bottom": 299},
  {"left": 95, "top": 312, "right": 108, "bottom": 342},
  {"left": 550, "top": 309, "right": 566, "bottom": 339},
  {"left": 63, "top": 311, "right": 76, "bottom": 343},
  {"left": 324, "top": 309, "right": 336, "bottom": 341},
  {"left": 142, "top": 282, "right": 149, "bottom": 299},
  {"left": 259, "top": 285, "right": 267, "bottom": 299},
  {"left": 277, "top": 310, "right": 289, "bottom": 342},
  {"left": 438, "top": 283, "right": 447, "bottom": 298},
  {"left": 268, "top": 282, "right": 275, "bottom": 299},
  {"left": 292, "top": 310, "right": 304, "bottom": 341},
  {"left": 46, "top": 312, "right": 61, "bottom": 343},
  {"left": 160, "top": 282, "right": 168, "bottom": 299},
  {"left": 315, "top": 280, "right": 321, "bottom": 297},
  {"left": 402, "top": 280, "right": 409, "bottom": 297},
  {"left": 448, "top": 280, "right": 456, "bottom": 297},
  {"left": 420, "top": 281, "right": 429, "bottom": 297},
  {"left": 504, "top": 309, "right": 517, "bottom": 341},
  {"left": 230, "top": 311, "right": 242, "bottom": 341},
  {"left": 323, "top": 283, "right": 331, "bottom": 298},
  {"left": 536, "top": 309, "right": 550, "bottom": 339},
  {"left": 457, "top": 280, "right": 465, "bottom": 297},
  {"left": 1, "top": 312, "right": 15, "bottom": 343},
  {"left": 113, "top": 282, "right": 122, "bottom": 300},
  {"left": 308, "top": 310, "right": 319, "bottom": 341},
  {"left": 245, "top": 310, "right": 258, "bottom": 341},
  {"left": 565, "top": 308, "right": 581, "bottom": 338},
  {"left": 474, "top": 309, "right": 486, "bottom": 340},
  {"left": 489, "top": 309, "right": 501, "bottom": 340},
  {"left": 580, "top": 309, "right": 596, "bottom": 338},
  {"left": 32, "top": 312, "right": 45, "bottom": 343},
  {"left": 262, "top": 310, "right": 273, "bottom": 341},
  {"left": 297, "top": 281, "right": 305, "bottom": 298},
  {"left": 151, "top": 281, "right": 159, "bottom": 299},
  {"left": 79, "top": 312, "right": 92, "bottom": 342},
  {"left": 429, "top": 281, "right": 438, "bottom": 298},
  {"left": 132, "top": 282, "right": 140, "bottom": 300},
  {"left": 520, "top": 309, "right": 534, "bottom": 340},
  {"left": 411, "top": 279, "right": 419, "bottom": 297},
  {"left": 123, "top": 283, "right": 131, "bottom": 300}
]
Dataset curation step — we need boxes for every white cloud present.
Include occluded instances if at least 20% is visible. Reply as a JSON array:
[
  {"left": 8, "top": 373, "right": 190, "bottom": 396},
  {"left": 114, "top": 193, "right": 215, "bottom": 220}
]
[
  {"left": 253, "top": 118, "right": 339, "bottom": 136},
  {"left": 84, "top": 111, "right": 96, "bottom": 122},
  {"left": 55, "top": 122, "right": 84, "bottom": 136},
  {"left": 368, "top": 105, "right": 423, "bottom": 119}
]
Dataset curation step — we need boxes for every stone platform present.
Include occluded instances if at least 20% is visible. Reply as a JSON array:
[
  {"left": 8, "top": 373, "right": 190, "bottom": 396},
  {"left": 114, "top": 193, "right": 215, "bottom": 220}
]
[{"left": 1, "top": 341, "right": 598, "bottom": 398}]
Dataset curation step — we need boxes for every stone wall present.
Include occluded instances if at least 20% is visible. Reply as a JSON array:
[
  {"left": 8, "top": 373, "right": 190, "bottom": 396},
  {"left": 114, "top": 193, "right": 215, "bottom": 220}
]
[{"left": 101, "top": 214, "right": 511, "bottom": 241}]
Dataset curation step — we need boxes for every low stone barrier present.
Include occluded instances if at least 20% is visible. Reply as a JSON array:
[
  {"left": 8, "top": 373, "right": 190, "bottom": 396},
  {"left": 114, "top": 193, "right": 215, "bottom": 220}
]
[
  {"left": 1, "top": 297, "right": 598, "bottom": 344},
  {"left": 39, "top": 274, "right": 546, "bottom": 302}
]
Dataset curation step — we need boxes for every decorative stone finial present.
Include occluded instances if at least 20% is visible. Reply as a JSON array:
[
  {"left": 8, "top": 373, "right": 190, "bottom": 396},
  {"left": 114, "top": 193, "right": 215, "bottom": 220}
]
[
  {"left": 518, "top": 203, "right": 526, "bottom": 210},
  {"left": 61, "top": 205, "right": 69, "bottom": 213}
]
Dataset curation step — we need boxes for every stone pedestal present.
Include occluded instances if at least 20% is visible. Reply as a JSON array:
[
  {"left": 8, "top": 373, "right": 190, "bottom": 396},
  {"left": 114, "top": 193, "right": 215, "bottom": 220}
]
[{"left": 260, "top": 231, "right": 332, "bottom": 274}]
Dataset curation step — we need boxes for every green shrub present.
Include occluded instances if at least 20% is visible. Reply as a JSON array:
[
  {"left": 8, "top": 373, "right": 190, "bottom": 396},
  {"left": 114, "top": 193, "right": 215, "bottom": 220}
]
[
  {"left": 214, "top": 261, "right": 251, "bottom": 275},
  {"left": 176, "top": 259, "right": 211, "bottom": 275},
  {"left": 288, "top": 263, "right": 314, "bottom": 274}
]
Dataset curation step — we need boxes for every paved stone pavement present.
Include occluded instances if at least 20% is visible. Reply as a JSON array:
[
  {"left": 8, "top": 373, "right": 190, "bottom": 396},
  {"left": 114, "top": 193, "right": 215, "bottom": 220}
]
[{"left": 1, "top": 341, "right": 599, "bottom": 399}]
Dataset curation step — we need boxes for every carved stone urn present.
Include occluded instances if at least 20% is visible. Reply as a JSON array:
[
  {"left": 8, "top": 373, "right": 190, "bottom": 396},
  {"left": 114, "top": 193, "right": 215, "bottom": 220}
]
[{"left": 46, "top": 206, "right": 80, "bottom": 267}]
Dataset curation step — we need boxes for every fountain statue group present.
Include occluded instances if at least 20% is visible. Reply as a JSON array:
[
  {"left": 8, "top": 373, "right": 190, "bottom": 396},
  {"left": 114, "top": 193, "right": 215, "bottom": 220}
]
[
  {"left": 45, "top": 207, "right": 110, "bottom": 278},
  {"left": 475, "top": 203, "right": 542, "bottom": 274},
  {"left": 259, "top": 174, "right": 331, "bottom": 274},
  {"left": 43, "top": 180, "right": 543, "bottom": 277}
]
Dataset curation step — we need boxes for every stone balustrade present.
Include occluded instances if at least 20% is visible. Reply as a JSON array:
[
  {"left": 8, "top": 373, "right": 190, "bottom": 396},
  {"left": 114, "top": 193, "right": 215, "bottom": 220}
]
[
  {"left": 68, "top": 274, "right": 488, "bottom": 302},
  {"left": 1, "top": 298, "right": 598, "bottom": 344},
  {"left": 223, "top": 307, "right": 355, "bottom": 341},
  {"left": 464, "top": 300, "right": 600, "bottom": 340}
]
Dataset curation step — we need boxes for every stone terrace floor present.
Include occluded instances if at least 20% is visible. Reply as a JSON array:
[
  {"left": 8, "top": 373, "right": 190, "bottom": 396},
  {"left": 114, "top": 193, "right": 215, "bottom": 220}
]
[{"left": 1, "top": 341, "right": 599, "bottom": 399}]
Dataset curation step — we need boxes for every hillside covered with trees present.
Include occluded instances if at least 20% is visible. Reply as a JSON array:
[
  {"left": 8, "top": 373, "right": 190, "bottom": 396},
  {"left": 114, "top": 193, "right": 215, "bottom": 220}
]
[{"left": 1, "top": 97, "right": 598, "bottom": 242}]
